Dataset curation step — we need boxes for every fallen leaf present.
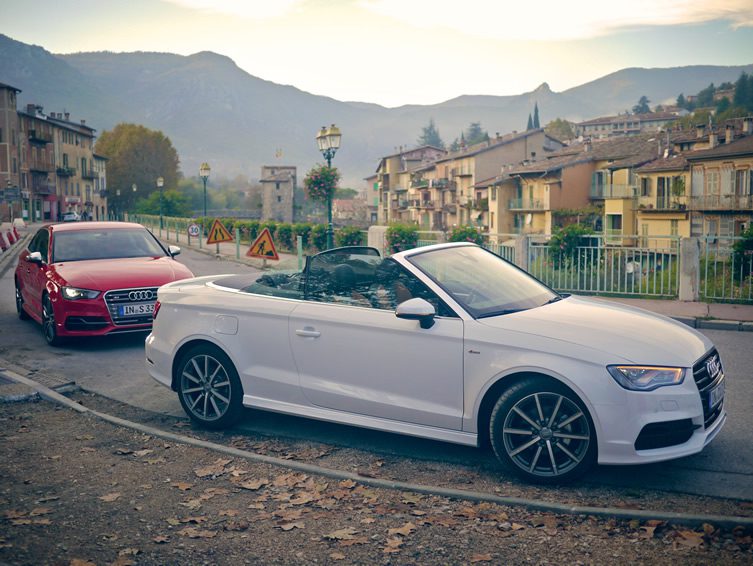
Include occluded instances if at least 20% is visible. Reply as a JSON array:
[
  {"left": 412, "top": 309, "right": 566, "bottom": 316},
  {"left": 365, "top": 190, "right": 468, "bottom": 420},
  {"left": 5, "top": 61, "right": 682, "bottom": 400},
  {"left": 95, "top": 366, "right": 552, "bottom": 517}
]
[
  {"left": 471, "top": 554, "right": 493, "bottom": 563},
  {"left": 80, "top": 447, "right": 96, "bottom": 453},
  {"left": 238, "top": 478, "right": 269, "bottom": 491},
  {"left": 324, "top": 527, "right": 359, "bottom": 540},
  {"left": 99, "top": 493, "right": 121, "bottom": 502},
  {"left": 29, "top": 508, "right": 52, "bottom": 516},
  {"left": 388, "top": 522, "right": 416, "bottom": 537},
  {"left": 290, "top": 493, "right": 317, "bottom": 506},
  {"left": 383, "top": 537, "right": 403, "bottom": 553},
  {"left": 133, "top": 449, "right": 153, "bottom": 457},
  {"left": 219, "top": 509, "right": 239, "bottom": 517},
  {"left": 339, "top": 480, "right": 357, "bottom": 490},
  {"left": 224, "top": 520, "right": 249, "bottom": 532},
  {"left": 179, "top": 516, "right": 207, "bottom": 524},
  {"left": 511, "top": 523, "right": 526, "bottom": 531},
  {"left": 401, "top": 494, "right": 423, "bottom": 505},
  {"left": 152, "top": 535, "right": 169, "bottom": 544},
  {"left": 330, "top": 552, "right": 346, "bottom": 560},
  {"left": 118, "top": 548, "right": 140, "bottom": 556},
  {"left": 69, "top": 560, "right": 96, "bottom": 566},
  {"left": 178, "top": 527, "right": 218, "bottom": 539},
  {"left": 360, "top": 517, "right": 376, "bottom": 524},
  {"left": 340, "top": 537, "right": 369, "bottom": 547},
  {"left": 278, "top": 522, "right": 305, "bottom": 531},
  {"left": 673, "top": 530, "right": 704, "bottom": 548},
  {"left": 172, "top": 482, "right": 193, "bottom": 491},
  {"left": 114, "top": 448, "right": 134, "bottom": 455},
  {"left": 35, "top": 496, "right": 60, "bottom": 504},
  {"left": 193, "top": 458, "right": 232, "bottom": 478}
]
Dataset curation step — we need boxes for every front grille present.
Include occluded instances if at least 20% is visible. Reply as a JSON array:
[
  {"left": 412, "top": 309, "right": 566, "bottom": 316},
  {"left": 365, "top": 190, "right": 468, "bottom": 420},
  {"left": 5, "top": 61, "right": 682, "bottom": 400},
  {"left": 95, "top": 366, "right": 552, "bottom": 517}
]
[
  {"left": 693, "top": 348, "right": 725, "bottom": 429},
  {"left": 103, "top": 287, "right": 159, "bottom": 327},
  {"left": 635, "top": 418, "right": 696, "bottom": 450}
]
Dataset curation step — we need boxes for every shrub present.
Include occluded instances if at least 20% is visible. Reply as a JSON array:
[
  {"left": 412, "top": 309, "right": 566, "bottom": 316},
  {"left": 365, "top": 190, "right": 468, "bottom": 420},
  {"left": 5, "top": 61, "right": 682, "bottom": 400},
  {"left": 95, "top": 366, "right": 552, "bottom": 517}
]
[
  {"left": 311, "top": 224, "right": 328, "bottom": 251},
  {"left": 336, "top": 226, "right": 364, "bottom": 247},
  {"left": 549, "top": 224, "right": 594, "bottom": 268},
  {"left": 448, "top": 225, "right": 483, "bottom": 245},
  {"left": 386, "top": 223, "right": 419, "bottom": 254},
  {"left": 732, "top": 224, "right": 753, "bottom": 278},
  {"left": 275, "top": 223, "right": 294, "bottom": 251},
  {"left": 294, "top": 223, "right": 312, "bottom": 249}
]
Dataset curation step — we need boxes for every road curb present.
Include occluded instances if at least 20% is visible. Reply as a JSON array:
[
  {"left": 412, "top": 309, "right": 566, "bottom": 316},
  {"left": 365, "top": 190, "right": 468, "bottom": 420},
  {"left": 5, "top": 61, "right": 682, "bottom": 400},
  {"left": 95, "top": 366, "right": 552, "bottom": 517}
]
[{"left": 2, "top": 366, "right": 752, "bottom": 531}]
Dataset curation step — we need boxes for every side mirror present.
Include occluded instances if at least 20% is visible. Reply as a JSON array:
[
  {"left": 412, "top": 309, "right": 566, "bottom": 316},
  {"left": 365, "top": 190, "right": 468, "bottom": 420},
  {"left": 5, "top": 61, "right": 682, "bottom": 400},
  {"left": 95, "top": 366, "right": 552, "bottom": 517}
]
[
  {"left": 26, "top": 251, "right": 43, "bottom": 264},
  {"left": 396, "top": 297, "right": 436, "bottom": 329},
  {"left": 168, "top": 245, "right": 181, "bottom": 257}
]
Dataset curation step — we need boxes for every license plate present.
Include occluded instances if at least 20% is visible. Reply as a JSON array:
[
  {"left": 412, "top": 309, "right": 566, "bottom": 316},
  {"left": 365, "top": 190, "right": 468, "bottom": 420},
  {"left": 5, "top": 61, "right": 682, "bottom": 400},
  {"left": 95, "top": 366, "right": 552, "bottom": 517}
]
[
  {"left": 119, "top": 302, "right": 155, "bottom": 316},
  {"left": 708, "top": 378, "right": 725, "bottom": 410}
]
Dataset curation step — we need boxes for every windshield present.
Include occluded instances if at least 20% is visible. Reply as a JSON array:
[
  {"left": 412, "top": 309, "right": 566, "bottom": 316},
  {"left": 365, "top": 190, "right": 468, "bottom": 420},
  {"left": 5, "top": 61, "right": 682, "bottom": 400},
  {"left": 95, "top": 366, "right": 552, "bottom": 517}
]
[
  {"left": 52, "top": 228, "right": 168, "bottom": 262},
  {"left": 407, "top": 245, "right": 559, "bottom": 318}
]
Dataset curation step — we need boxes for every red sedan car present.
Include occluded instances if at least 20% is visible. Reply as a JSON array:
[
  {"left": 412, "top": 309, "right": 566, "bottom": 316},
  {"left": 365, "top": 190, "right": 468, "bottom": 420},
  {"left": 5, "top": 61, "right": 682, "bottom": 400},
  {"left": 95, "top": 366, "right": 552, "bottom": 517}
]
[{"left": 14, "top": 221, "right": 194, "bottom": 346}]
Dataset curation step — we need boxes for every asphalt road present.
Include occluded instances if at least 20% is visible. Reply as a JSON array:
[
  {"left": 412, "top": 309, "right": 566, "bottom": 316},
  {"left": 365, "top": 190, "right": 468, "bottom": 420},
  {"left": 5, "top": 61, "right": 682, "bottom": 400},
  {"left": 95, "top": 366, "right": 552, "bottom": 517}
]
[{"left": 1, "top": 243, "right": 752, "bottom": 501}]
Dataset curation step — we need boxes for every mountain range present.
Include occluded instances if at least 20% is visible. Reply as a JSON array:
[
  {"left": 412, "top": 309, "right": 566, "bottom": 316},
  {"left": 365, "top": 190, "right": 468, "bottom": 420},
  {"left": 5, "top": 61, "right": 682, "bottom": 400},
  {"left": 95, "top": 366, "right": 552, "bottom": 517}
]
[{"left": 1, "top": 34, "right": 752, "bottom": 187}]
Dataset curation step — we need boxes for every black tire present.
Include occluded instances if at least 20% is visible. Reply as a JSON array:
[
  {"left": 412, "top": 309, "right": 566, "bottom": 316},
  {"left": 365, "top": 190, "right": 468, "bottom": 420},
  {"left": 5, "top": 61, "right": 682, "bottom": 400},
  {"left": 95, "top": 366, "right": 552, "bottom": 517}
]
[
  {"left": 15, "top": 280, "right": 29, "bottom": 320},
  {"left": 176, "top": 344, "right": 243, "bottom": 429},
  {"left": 42, "top": 294, "right": 64, "bottom": 346},
  {"left": 490, "top": 377, "right": 596, "bottom": 484}
]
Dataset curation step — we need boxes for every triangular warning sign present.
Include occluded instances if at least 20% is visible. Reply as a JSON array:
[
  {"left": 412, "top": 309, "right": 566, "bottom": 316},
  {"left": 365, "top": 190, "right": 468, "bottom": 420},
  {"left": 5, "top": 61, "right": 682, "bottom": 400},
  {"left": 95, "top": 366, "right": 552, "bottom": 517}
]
[
  {"left": 247, "top": 228, "right": 279, "bottom": 260},
  {"left": 206, "top": 219, "right": 234, "bottom": 244}
]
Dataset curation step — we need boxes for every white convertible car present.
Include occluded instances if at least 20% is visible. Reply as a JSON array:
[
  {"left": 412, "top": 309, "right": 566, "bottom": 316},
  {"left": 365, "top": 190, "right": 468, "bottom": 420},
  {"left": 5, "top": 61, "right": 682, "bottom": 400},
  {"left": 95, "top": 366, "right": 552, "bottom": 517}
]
[{"left": 146, "top": 243, "right": 726, "bottom": 483}]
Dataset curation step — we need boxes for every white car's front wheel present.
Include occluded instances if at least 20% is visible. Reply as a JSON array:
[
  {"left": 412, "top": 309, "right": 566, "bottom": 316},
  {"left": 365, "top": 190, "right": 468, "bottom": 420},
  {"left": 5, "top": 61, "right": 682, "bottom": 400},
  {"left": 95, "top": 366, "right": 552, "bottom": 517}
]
[
  {"left": 490, "top": 377, "right": 596, "bottom": 484},
  {"left": 177, "top": 345, "right": 243, "bottom": 429}
]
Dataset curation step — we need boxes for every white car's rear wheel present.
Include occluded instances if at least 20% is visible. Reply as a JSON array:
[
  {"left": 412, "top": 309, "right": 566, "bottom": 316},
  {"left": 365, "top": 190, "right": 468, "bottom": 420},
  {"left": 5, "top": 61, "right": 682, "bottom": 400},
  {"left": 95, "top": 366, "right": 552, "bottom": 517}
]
[
  {"left": 177, "top": 345, "right": 243, "bottom": 429},
  {"left": 490, "top": 378, "right": 596, "bottom": 484}
]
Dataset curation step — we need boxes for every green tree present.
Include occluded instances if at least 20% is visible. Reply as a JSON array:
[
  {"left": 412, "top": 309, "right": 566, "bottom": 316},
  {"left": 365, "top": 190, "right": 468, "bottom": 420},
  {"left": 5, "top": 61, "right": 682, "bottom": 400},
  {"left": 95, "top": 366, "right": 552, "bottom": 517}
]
[
  {"left": 464, "top": 122, "right": 489, "bottom": 146},
  {"left": 676, "top": 93, "right": 688, "bottom": 109},
  {"left": 526, "top": 114, "right": 533, "bottom": 131},
  {"left": 549, "top": 224, "right": 594, "bottom": 268},
  {"left": 632, "top": 95, "right": 651, "bottom": 114},
  {"left": 545, "top": 118, "right": 575, "bottom": 141},
  {"left": 134, "top": 189, "right": 190, "bottom": 218},
  {"left": 533, "top": 102, "right": 540, "bottom": 128},
  {"left": 732, "top": 224, "right": 753, "bottom": 278},
  {"left": 733, "top": 72, "right": 752, "bottom": 111},
  {"left": 696, "top": 83, "right": 716, "bottom": 107},
  {"left": 448, "top": 225, "right": 483, "bottom": 245},
  {"left": 95, "top": 123, "right": 180, "bottom": 213},
  {"left": 417, "top": 118, "right": 445, "bottom": 149}
]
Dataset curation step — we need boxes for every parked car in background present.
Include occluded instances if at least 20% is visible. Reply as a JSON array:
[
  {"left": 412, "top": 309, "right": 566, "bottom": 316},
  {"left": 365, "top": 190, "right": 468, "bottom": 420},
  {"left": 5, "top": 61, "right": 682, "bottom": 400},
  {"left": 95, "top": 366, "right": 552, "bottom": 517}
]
[
  {"left": 146, "top": 243, "right": 726, "bottom": 483},
  {"left": 15, "top": 221, "right": 194, "bottom": 346},
  {"left": 61, "top": 211, "right": 80, "bottom": 222}
]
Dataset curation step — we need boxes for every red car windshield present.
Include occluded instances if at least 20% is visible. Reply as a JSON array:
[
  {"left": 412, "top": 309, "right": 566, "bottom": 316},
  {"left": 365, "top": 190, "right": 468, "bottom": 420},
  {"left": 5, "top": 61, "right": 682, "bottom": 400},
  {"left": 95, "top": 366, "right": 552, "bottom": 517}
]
[{"left": 52, "top": 228, "right": 168, "bottom": 262}]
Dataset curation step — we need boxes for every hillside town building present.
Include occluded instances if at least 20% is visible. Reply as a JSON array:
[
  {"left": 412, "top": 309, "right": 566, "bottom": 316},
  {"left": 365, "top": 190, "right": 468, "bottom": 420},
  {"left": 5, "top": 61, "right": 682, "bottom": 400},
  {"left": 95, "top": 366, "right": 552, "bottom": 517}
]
[{"left": 0, "top": 81, "right": 107, "bottom": 222}]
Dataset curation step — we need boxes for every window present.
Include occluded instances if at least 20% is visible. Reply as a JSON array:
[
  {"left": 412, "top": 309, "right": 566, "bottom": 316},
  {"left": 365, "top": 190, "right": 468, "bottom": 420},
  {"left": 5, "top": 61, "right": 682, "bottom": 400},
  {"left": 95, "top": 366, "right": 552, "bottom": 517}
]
[
  {"left": 640, "top": 177, "right": 650, "bottom": 197},
  {"left": 706, "top": 169, "right": 720, "bottom": 195},
  {"left": 277, "top": 196, "right": 281, "bottom": 203},
  {"left": 491, "top": 187, "right": 497, "bottom": 201},
  {"left": 735, "top": 169, "right": 750, "bottom": 196},
  {"left": 670, "top": 220, "right": 678, "bottom": 236}
]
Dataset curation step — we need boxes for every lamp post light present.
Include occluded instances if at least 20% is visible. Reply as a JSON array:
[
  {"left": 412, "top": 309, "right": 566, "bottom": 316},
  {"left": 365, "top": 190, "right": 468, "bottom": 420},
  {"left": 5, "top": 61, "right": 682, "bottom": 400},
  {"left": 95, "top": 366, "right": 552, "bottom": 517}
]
[
  {"left": 157, "top": 177, "right": 164, "bottom": 229},
  {"left": 315, "top": 124, "right": 341, "bottom": 250},
  {"left": 199, "top": 162, "right": 211, "bottom": 221}
]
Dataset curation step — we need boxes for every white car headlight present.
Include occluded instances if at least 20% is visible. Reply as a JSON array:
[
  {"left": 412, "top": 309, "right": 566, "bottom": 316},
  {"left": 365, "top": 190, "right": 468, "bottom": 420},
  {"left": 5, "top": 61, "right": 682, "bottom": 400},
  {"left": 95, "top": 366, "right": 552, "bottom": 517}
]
[
  {"left": 62, "top": 286, "right": 100, "bottom": 300},
  {"left": 607, "top": 365, "right": 685, "bottom": 391}
]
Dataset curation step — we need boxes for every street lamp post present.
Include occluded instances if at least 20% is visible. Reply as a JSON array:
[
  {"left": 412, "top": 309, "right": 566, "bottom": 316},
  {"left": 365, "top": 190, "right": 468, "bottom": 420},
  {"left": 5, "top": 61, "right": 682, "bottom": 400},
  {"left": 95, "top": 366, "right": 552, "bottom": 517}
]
[
  {"left": 131, "top": 184, "right": 137, "bottom": 216},
  {"left": 315, "top": 124, "right": 341, "bottom": 250},
  {"left": 157, "top": 176, "right": 164, "bottom": 230},
  {"left": 199, "top": 161, "right": 211, "bottom": 242}
]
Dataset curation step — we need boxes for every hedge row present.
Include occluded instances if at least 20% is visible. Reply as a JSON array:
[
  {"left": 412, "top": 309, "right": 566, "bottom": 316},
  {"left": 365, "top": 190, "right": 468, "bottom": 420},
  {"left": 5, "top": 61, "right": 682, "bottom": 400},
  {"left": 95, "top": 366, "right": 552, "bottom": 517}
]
[{"left": 195, "top": 218, "right": 364, "bottom": 252}]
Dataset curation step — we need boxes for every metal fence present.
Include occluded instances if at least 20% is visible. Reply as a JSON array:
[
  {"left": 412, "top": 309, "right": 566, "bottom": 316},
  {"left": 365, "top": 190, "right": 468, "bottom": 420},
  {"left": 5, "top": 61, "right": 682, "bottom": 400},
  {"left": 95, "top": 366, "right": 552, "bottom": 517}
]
[
  {"left": 700, "top": 236, "right": 753, "bottom": 303},
  {"left": 528, "top": 235, "right": 681, "bottom": 298}
]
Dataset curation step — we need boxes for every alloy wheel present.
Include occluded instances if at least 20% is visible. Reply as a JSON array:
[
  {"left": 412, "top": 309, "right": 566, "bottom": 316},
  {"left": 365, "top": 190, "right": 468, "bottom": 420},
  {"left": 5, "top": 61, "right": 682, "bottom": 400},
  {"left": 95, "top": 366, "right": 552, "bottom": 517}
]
[
  {"left": 501, "top": 391, "right": 591, "bottom": 479},
  {"left": 179, "top": 353, "right": 234, "bottom": 423}
]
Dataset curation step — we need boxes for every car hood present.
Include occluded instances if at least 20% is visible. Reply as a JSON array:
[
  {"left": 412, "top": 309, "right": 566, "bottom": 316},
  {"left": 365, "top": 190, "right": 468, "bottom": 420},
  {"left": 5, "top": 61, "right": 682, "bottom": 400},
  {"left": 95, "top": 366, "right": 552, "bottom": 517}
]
[
  {"left": 478, "top": 295, "right": 712, "bottom": 366},
  {"left": 53, "top": 257, "right": 193, "bottom": 291}
]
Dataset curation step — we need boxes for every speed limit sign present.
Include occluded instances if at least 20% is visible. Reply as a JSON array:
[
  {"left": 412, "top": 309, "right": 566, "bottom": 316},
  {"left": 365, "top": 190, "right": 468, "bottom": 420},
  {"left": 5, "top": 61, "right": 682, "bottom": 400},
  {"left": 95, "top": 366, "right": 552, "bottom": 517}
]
[{"left": 188, "top": 223, "right": 200, "bottom": 237}]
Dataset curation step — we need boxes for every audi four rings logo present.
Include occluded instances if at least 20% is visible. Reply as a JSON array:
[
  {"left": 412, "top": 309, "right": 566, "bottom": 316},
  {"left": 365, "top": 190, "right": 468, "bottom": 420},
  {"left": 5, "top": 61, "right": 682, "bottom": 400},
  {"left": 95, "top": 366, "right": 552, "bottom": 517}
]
[
  {"left": 706, "top": 356, "right": 721, "bottom": 379},
  {"left": 128, "top": 290, "right": 154, "bottom": 302}
]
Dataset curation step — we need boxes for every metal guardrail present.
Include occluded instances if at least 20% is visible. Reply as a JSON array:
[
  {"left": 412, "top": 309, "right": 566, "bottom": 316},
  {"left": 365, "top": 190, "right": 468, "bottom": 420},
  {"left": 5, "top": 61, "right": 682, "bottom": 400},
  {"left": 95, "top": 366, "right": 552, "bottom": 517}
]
[
  {"left": 700, "top": 236, "right": 753, "bottom": 303},
  {"left": 528, "top": 235, "right": 681, "bottom": 298}
]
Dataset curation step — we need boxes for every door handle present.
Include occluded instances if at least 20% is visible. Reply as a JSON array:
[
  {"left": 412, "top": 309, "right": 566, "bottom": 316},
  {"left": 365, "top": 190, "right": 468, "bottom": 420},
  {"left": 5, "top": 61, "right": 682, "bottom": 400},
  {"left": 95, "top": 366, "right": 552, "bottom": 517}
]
[{"left": 295, "top": 327, "right": 321, "bottom": 338}]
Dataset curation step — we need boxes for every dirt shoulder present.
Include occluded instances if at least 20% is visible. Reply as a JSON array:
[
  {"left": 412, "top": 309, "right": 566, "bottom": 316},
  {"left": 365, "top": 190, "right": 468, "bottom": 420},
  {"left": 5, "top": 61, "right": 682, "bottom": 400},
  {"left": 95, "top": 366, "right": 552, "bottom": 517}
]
[{"left": 1, "top": 391, "right": 752, "bottom": 566}]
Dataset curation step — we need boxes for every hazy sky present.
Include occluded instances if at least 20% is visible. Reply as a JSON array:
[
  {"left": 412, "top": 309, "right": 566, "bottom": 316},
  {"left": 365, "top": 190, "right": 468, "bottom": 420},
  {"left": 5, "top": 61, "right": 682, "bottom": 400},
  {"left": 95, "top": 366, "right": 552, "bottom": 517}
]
[{"left": 3, "top": 0, "right": 753, "bottom": 107}]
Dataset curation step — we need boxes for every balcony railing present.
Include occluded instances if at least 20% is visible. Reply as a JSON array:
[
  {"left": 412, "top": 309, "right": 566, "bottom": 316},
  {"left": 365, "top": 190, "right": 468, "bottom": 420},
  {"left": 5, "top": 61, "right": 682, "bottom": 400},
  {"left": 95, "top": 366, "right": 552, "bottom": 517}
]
[
  {"left": 430, "top": 178, "right": 449, "bottom": 189},
  {"left": 81, "top": 170, "right": 99, "bottom": 180},
  {"left": 690, "top": 194, "right": 753, "bottom": 211},
  {"left": 451, "top": 167, "right": 472, "bottom": 177},
  {"left": 56, "top": 166, "right": 76, "bottom": 177},
  {"left": 410, "top": 179, "right": 429, "bottom": 189},
  {"left": 590, "top": 183, "right": 638, "bottom": 199},
  {"left": 636, "top": 195, "right": 688, "bottom": 212},
  {"left": 29, "top": 160, "right": 55, "bottom": 173},
  {"left": 508, "top": 198, "right": 547, "bottom": 210},
  {"left": 28, "top": 129, "right": 52, "bottom": 145},
  {"left": 31, "top": 182, "right": 56, "bottom": 196},
  {"left": 409, "top": 200, "right": 435, "bottom": 209}
]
